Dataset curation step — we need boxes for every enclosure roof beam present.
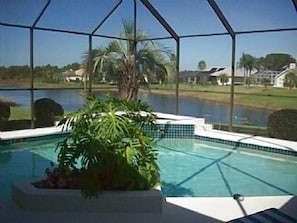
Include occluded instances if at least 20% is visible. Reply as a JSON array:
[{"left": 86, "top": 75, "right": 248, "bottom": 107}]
[
  {"left": 292, "top": 0, "right": 297, "bottom": 12},
  {"left": 32, "top": 0, "right": 50, "bottom": 28},
  {"left": 207, "top": 0, "right": 235, "bottom": 38},
  {"left": 235, "top": 27, "right": 297, "bottom": 35},
  {"left": 0, "top": 21, "right": 130, "bottom": 41},
  {"left": 91, "top": 0, "right": 122, "bottom": 35},
  {"left": 0, "top": 22, "right": 31, "bottom": 29},
  {"left": 140, "top": 0, "right": 179, "bottom": 41}
]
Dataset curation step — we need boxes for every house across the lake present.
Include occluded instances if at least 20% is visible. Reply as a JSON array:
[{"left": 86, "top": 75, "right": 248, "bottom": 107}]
[
  {"left": 179, "top": 67, "right": 246, "bottom": 85},
  {"left": 180, "top": 63, "right": 297, "bottom": 88},
  {"left": 62, "top": 68, "right": 87, "bottom": 82},
  {"left": 274, "top": 63, "right": 297, "bottom": 88}
]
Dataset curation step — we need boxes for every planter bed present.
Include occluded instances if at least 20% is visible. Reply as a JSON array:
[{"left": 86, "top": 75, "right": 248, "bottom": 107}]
[{"left": 12, "top": 180, "right": 163, "bottom": 214}]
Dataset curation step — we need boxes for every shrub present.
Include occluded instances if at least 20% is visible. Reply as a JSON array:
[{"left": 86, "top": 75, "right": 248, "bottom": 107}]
[
  {"left": 0, "top": 102, "right": 10, "bottom": 122},
  {"left": 34, "top": 98, "right": 64, "bottom": 127},
  {"left": 267, "top": 109, "right": 297, "bottom": 141}
]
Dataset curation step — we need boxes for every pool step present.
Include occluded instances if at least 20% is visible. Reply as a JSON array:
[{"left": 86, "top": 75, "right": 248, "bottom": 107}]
[{"left": 195, "top": 123, "right": 213, "bottom": 132}]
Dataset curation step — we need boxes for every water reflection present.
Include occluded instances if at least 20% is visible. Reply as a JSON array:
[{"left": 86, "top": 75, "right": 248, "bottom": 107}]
[
  {"left": 1, "top": 89, "right": 271, "bottom": 126},
  {"left": 139, "top": 92, "right": 270, "bottom": 126}
]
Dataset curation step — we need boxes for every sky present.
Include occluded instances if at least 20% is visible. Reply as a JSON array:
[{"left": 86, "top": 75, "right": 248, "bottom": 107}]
[{"left": 0, "top": 0, "right": 297, "bottom": 70}]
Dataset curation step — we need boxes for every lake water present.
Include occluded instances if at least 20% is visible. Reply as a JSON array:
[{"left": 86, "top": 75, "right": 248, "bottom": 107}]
[{"left": 0, "top": 88, "right": 271, "bottom": 126}]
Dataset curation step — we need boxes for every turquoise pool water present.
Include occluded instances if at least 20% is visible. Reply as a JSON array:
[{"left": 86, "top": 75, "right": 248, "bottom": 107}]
[
  {"left": 157, "top": 139, "right": 297, "bottom": 197},
  {"left": 1, "top": 138, "right": 297, "bottom": 200}
]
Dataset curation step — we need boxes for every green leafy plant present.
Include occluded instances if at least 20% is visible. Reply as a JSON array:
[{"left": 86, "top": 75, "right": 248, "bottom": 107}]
[{"left": 54, "top": 94, "right": 160, "bottom": 198}]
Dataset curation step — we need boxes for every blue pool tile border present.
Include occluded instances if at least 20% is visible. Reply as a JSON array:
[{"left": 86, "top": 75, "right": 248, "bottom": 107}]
[
  {"left": 145, "top": 124, "right": 194, "bottom": 139},
  {"left": 1, "top": 123, "right": 195, "bottom": 146},
  {"left": 195, "top": 135, "right": 297, "bottom": 157},
  {"left": 144, "top": 124, "right": 195, "bottom": 139}
]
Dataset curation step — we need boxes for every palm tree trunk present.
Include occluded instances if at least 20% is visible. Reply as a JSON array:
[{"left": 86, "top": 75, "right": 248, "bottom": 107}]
[{"left": 118, "top": 71, "right": 139, "bottom": 101}]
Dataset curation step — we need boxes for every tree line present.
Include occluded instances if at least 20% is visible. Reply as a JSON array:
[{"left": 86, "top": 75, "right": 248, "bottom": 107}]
[
  {"left": 196, "top": 53, "right": 296, "bottom": 73},
  {"left": 0, "top": 63, "right": 81, "bottom": 83},
  {"left": 238, "top": 53, "right": 296, "bottom": 75}
]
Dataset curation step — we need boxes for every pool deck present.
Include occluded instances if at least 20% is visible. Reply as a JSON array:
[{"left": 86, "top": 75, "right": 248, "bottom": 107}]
[
  {"left": 0, "top": 195, "right": 296, "bottom": 222},
  {"left": 1, "top": 123, "right": 297, "bottom": 222}
]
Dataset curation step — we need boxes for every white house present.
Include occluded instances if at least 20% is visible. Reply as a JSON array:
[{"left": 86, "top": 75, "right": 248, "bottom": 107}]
[
  {"left": 210, "top": 67, "right": 255, "bottom": 85},
  {"left": 63, "top": 68, "right": 88, "bottom": 82},
  {"left": 274, "top": 63, "right": 297, "bottom": 88}
]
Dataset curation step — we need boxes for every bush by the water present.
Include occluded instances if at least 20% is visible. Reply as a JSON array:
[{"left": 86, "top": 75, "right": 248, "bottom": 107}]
[
  {"left": 267, "top": 109, "right": 297, "bottom": 141},
  {"left": 34, "top": 98, "right": 64, "bottom": 127},
  {"left": 0, "top": 102, "right": 10, "bottom": 122}
]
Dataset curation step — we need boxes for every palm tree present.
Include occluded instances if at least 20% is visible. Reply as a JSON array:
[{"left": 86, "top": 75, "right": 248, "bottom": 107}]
[
  {"left": 197, "top": 60, "right": 206, "bottom": 71},
  {"left": 85, "top": 19, "right": 171, "bottom": 101},
  {"left": 239, "top": 53, "right": 248, "bottom": 78},
  {"left": 218, "top": 73, "right": 229, "bottom": 86},
  {"left": 162, "top": 53, "right": 176, "bottom": 85},
  {"left": 254, "top": 57, "right": 265, "bottom": 72},
  {"left": 284, "top": 71, "right": 297, "bottom": 90},
  {"left": 239, "top": 53, "right": 256, "bottom": 84}
]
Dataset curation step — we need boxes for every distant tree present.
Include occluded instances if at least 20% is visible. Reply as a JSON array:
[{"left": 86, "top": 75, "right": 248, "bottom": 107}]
[
  {"left": 264, "top": 53, "right": 296, "bottom": 71},
  {"left": 7, "top": 65, "right": 30, "bottom": 79},
  {"left": 284, "top": 71, "right": 297, "bottom": 90},
  {"left": 63, "top": 63, "right": 81, "bottom": 71},
  {"left": 245, "top": 76, "right": 252, "bottom": 87},
  {"left": 197, "top": 60, "right": 206, "bottom": 71},
  {"left": 239, "top": 53, "right": 256, "bottom": 82},
  {"left": 218, "top": 73, "right": 229, "bottom": 86},
  {"left": 43, "top": 70, "right": 60, "bottom": 83},
  {"left": 261, "top": 77, "right": 270, "bottom": 90},
  {"left": 254, "top": 57, "right": 265, "bottom": 72},
  {"left": 0, "top": 66, "right": 8, "bottom": 80}
]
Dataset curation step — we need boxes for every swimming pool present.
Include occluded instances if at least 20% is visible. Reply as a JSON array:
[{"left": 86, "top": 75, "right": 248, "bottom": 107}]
[{"left": 1, "top": 137, "right": 296, "bottom": 200}]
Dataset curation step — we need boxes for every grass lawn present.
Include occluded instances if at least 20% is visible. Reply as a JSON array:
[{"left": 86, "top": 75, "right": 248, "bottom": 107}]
[
  {"left": 148, "top": 84, "right": 297, "bottom": 110},
  {"left": 9, "top": 107, "right": 31, "bottom": 120}
]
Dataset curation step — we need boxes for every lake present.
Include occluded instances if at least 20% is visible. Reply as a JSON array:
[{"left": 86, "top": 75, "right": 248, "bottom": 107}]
[{"left": 0, "top": 88, "right": 271, "bottom": 126}]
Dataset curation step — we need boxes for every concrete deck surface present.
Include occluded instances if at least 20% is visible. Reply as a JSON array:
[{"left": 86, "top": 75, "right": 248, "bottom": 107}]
[{"left": 1, "top": 196, "right": 296, "bottom": 223}]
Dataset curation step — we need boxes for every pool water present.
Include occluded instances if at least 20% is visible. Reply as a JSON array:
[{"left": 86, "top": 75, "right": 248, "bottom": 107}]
[
  {"left": 1, "top": 138, "right": 297, "bottom": 200},
  {"left": 157, "top": 139, "right": 297, "bottom": 197}
]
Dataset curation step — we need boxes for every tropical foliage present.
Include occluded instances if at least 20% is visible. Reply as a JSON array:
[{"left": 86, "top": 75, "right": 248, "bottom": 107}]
[
  {"left": 54, "top": 94, "right": 160, "bottom": 198},
  {"left": 84, "top": 19, "right": 172, "bottom": 101}
]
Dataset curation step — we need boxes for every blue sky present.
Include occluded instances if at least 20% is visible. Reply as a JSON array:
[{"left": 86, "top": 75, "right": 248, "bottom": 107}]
[{"left": 1, "top": 0, "right": 297, "bottom": 70}]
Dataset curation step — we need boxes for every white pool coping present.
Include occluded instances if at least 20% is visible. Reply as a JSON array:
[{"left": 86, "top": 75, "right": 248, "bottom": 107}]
[
  {"left": 0, "top": 126, "right": 64, "bottom": 140},
  {"left": 197, "top": 129, "right": 297, "bottom": 152}
]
